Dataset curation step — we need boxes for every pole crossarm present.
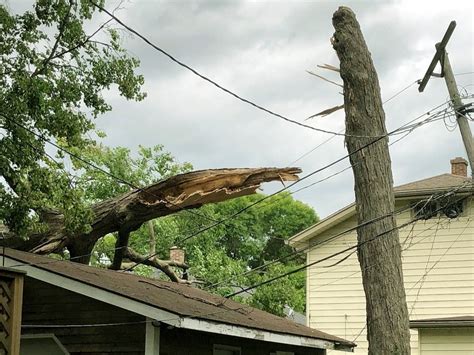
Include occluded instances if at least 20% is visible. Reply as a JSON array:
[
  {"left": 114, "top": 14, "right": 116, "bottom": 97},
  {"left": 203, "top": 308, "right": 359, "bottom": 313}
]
[
  {"left": 418, "top": 21, "right": 456, "bottom": 92},
  {"left": 418, "top": 20, "right": 474, "bottom": 176}
]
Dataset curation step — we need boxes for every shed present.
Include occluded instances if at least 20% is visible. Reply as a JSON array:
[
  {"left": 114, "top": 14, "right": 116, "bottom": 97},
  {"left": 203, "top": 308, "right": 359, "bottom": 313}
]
[
  {"left": 410, "top": 316, "right": 474, "bottom": 355},
  {"left": 1, "top": 248, "right": 355, "bottom": 354}
]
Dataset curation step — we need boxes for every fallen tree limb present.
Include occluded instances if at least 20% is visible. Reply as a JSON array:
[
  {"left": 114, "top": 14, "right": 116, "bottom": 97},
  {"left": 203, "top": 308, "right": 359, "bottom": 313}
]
[{"left": 1, "top": 167, "right": 301, "bottom": 268}]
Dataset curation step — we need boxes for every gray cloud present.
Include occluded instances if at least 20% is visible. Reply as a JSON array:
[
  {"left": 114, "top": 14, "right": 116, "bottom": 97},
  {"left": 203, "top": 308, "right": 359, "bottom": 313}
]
[{"left": 6, "top": 0, "right": 473, "bottom": 218}]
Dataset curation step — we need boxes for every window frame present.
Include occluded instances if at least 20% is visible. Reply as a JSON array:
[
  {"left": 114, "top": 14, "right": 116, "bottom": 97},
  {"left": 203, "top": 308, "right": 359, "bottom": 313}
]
[{"left": 213, "top": 344, "right": 242, "bottom": 355}]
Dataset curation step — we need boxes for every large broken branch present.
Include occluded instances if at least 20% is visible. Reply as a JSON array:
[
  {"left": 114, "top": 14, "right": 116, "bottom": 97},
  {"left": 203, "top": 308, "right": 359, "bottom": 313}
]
[{"left": 1, "top": 167, "right": 301, "bottom": 266}]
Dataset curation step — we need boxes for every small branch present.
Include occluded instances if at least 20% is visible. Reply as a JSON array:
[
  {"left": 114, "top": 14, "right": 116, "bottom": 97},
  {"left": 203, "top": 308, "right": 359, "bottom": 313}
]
[
  {"left": 317, "top": 63, "right": 340, "bottom": 73},
  {"left": 306, "top": 70, "right": 343, "bottom": 88},
  {"left": 306, "top": 104, "right": 344, "bottom": 120},
  {"left": 32, "top": 0, "right": 74, "bottom": 77},
  {"left": 124, "top": 247, "right": 189, "bottom": 283},
  {"left": 50, "top": 18, "right": 114, "bottom": 61}
]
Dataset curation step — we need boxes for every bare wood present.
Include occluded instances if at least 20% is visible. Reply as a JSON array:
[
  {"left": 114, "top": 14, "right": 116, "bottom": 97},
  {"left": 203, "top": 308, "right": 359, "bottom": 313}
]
[
  {"left": 306, "top": 105, "right": 344, "bottom": 120},
  {"left": 306, "top": 70, "right": 343, "bottom": 88},
  {"left": 0, "top": 167, "right": 300, "bottom": 267},
  {"left": 332, "top": 7, "right": 410, "bottom": 354},
  {"left": 317, "top": 63, "right": 340, "bottom": 73},
  {"left": 148, "top": 221, "right": 156, "bottom": 256}
]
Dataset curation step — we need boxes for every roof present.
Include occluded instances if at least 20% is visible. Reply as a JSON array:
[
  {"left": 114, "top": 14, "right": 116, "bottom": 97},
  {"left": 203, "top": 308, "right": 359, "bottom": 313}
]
[
  {"left": 289, "top": 173, "right": 473, "bottom": 246},
  {"left": 3, "top": 248, "right": 354, "bottom": 350},
  {"left": 410, "top": 316, "right": 474, "bottom": 328},
  {"left": 394, "top": 173, "right": 472, "bottom": 197}
]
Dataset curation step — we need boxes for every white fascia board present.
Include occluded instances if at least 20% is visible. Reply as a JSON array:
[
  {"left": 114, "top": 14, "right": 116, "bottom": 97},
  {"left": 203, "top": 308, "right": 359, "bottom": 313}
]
[
  {"left": 2, "top": 256, "right": 182, "bottom": 327},
  {"left": 288, "top": 204, "right": 356, "bottom": 247},
  {"left": 175, "top": 317, "right": 353, "bottom": 352}
]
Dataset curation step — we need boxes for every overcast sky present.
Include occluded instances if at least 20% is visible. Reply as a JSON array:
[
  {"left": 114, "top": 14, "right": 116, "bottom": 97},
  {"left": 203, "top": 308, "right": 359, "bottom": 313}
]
[{"left": 8, "top": 0, "right": 474, "bottom": 218}]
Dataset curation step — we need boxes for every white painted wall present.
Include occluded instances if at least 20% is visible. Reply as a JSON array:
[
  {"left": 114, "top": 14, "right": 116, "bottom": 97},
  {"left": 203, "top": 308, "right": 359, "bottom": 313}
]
[{"left": 306, "top": 197, "right": 474, "bottom": 355}]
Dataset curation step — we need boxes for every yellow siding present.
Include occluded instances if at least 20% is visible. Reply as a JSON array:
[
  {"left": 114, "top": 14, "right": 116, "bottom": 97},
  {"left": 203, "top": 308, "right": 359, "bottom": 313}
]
[
  {"left": 419, "top": 328, "right": 474, "bottom": 354},
  {"left": 307, "top": 197, "right": 474, "bottom": 355}
]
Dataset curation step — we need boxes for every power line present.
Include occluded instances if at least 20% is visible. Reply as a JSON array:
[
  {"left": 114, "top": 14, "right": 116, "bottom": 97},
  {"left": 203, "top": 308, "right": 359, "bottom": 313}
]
[
  {"left": 407, "top": 218, "right": 472, "bottom": 315},
  {"left": 350, "top": 217, "right": 471, "bottom": 346},
  {"left": 0, "top": 113, "right": 218, "bottom": 223},
  {"left": 0, "top": 100, "right": 455, "bottom": 274},
  {"left": 89, "top": 1, "right": 388, "bottom": 139},
  {"left": 225, "top": 192, "right": 470, "bottom": 298},
  {"left": 125, "top": 100, "right": 456, "bottom": 271},
  {"left": 382, "top": 80, "right": 419, "bottom": 105},
  {"left": 209, "top": 181, "right": 468, "bottom": 289}
]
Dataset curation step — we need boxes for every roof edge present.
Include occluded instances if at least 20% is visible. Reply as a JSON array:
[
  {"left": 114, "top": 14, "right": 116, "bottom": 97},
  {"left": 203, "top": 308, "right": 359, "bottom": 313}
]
[
  {"left": 2, "top": 253, "right": 355, "bottom": 350},
  {"left": 288, "top": 203, "right": 356, "bottom": 246},
  {"left": 410, "top": 319, "right": 474, "bottom": 329},
  {"left": 289, "top": 181, "right": 473, "bottom": 245}
]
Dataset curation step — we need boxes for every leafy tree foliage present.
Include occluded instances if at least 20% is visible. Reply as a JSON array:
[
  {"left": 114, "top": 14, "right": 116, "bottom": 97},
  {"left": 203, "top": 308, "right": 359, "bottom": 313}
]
[
  {"left": 0, "top": 1, "right": 145, "bottom": 236},
  {"left": 0, "top": 1, "right": 317, "bottom": 317},
  {"left": 85, "top": 145, "right": 318, "bottom": 316}
]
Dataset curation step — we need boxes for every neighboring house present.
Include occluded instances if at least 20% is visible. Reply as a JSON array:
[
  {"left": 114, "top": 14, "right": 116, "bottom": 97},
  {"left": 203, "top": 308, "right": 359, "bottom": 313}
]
[
  {"left": 1, "top": 248, "right": 355, "bottom": 355},
  {"left": 289, "top": 157, "right": 474, "bottom": 355}
]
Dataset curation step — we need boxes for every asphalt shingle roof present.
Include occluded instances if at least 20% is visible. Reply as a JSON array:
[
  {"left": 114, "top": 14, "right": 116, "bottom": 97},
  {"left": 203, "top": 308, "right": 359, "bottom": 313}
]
[{"left": 4, "top": 248, "right": 354, "bottom": 347}]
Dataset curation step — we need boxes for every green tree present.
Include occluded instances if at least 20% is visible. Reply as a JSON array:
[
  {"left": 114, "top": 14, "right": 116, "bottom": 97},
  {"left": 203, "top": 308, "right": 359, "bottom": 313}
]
[
  {"left": 0, "top": 2, "right": 309, "bottom": 316},
  {"left": 0, "top": 0, "right": 145, "bottom": 236}
]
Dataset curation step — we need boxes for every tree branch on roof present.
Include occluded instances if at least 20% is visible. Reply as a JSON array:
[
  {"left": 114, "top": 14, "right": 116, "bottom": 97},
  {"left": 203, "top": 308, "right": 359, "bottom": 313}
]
[{"left": 0, "top": 167, "right": 301, "bottom": 281}]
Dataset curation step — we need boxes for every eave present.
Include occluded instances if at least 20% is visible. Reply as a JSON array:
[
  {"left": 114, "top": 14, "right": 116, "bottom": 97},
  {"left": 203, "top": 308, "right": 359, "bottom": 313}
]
[{"left": 1, "top": 254, "right": 355, "bottom": 352}]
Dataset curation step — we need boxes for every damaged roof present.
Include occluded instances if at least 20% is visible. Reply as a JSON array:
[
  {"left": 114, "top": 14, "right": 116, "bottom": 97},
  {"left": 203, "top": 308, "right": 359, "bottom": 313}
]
[{"left": 3, "top": 248, "right": 354, "bottom": 349}]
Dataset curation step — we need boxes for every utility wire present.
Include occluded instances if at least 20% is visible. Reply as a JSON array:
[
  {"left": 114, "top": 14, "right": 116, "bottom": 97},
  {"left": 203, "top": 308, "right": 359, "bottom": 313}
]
[
  {"left": 0, "top": 113, "right": 217, "bottom": 223},
  {"left": 350, "top": 217, "right": 471, "bottom": 346},
  {"left": 225, "top": 192, "right": 471, "bottom": 298},
  {"left": 0, "top": 100, "right": 455, "bottom": 273},
  {"left": 209, "top": 181, "right": 469, "bottom": 289},
  {"left": 124, "top": 100, "right": 456, "bottom": 271},
  {"left": 89, "top": 1, "right": 387, "bottom": 139}
]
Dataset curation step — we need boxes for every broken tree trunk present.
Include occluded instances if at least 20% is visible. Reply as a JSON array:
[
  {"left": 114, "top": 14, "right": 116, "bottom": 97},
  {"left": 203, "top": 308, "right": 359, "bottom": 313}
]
[
  {"left": 332, "top": 7, "right": 410, "bottom": 354},
  {"left": 0, "top": 167, "right": 300, "bottom": 277}
]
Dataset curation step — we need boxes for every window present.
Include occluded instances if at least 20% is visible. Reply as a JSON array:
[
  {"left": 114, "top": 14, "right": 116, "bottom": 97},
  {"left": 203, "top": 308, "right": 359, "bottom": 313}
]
[
  {"left": 213, "top": 344, "right": 241, "bottom": 355},
  {"left": 412, "top": 198, "right": 465, "bottom": 220}
]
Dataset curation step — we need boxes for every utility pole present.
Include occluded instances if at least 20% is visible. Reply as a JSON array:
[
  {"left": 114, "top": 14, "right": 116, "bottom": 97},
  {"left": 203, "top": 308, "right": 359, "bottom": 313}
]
[
  {"left": 332, "top": 7, "right": 410, "bottom": 355},
  {"left": 419, "top": 21, "right": 474, "bottom": 176}
]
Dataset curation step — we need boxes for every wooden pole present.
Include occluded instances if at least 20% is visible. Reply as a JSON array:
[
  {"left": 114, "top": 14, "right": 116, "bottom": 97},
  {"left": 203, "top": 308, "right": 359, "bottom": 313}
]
[
  {"left": 418, "top": 21, "right": 474, "bottom": 176},
  {"left": 332, "top": 7, "right": 411, "bottom": 354},
  {"left": 440, "top": 51, "right": 474, "bottom": 176}
]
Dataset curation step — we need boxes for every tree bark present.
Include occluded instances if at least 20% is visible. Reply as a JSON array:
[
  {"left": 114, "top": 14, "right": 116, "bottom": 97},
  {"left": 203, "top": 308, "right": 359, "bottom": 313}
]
[
  {"left": 1, "top": 167, "right": 300, "bottom": 277},
  {"left": 332, "top": 7, "right": 410, "bottom": 354}
]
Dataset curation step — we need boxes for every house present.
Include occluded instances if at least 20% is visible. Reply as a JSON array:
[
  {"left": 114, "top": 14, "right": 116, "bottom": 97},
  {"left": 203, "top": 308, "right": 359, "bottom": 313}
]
[
  {"left": 0, "top": 248, "right": 355, "bottom": 355},
  {"left": 289, "top": 157, "right": 473, "bottom": 354}
]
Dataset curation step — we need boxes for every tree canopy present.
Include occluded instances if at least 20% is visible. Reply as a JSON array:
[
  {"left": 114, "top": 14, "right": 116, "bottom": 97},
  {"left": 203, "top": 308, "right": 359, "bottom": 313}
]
[
  {"left": 0, "top": 0, "right": 145, "bottom": 237},
  {"left": 0, "top": 1, "right": 316, "bottom": 316}
]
